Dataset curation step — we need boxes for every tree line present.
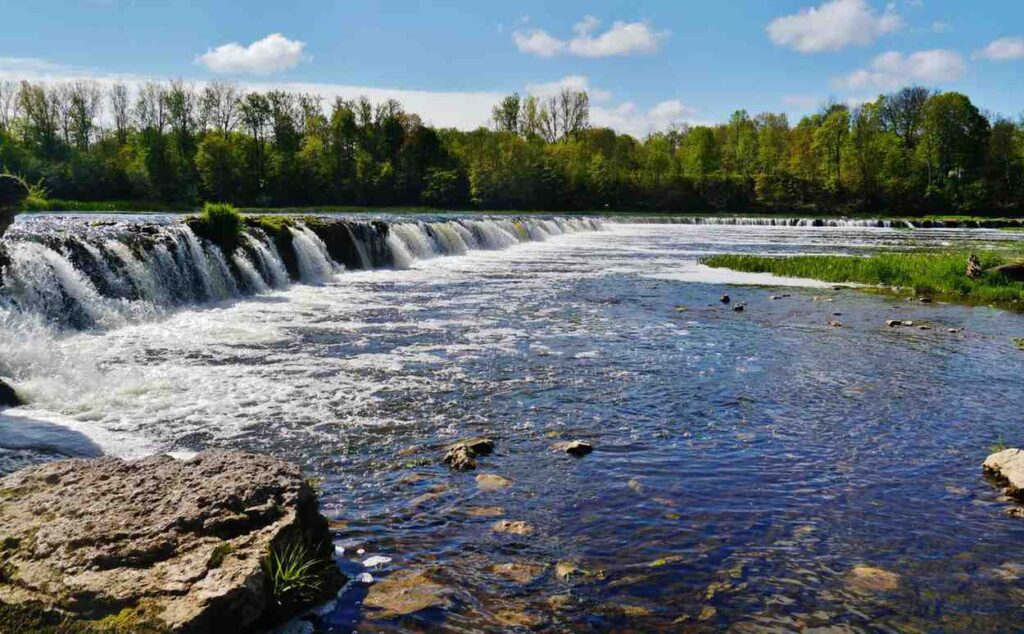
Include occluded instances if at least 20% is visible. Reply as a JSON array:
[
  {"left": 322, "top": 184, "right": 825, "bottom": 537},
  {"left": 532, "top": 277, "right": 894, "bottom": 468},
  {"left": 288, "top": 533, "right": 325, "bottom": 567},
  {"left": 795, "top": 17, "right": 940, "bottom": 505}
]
[{"left": 0, "top": 79, "right": 1021, "bottom": 214}]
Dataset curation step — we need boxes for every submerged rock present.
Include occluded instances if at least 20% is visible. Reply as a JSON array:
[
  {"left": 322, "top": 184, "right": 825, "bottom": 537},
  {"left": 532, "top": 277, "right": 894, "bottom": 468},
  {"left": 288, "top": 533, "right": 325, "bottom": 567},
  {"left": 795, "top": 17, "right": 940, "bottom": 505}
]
[
  {"left": 984, "top": 448, "right": 1024, "bottom": 500},
  {"left": 0, "top": 379, "right": 20, "bottom": 407},
  {"left": 0, "top": 452, "right": 342, "bottom": 631},
  {"left": 845, "top": 565, "right": 900, "bottom": 593},
  {"left": 491, "top": 520, "right": 534, "bottom": 536},
  {"left": 475, "top": 474, "right": 513, "bottom": 491},
  {"left": 443, "top": 437, "right": 495, "bottom": 472},
  {"left": 490, "top": 562, "right": 546, "bottom": 584},
  {"left": 552, "top": 440, "right": 594, "bottom": 457},
  {"left": 363, "top": 569, "right": 452, "bottom": 617}
]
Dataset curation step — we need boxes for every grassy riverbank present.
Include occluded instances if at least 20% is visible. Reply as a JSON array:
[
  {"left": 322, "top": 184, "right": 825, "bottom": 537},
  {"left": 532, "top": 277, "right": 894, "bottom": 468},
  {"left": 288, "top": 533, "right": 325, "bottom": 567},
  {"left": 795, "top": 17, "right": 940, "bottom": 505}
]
[{"left": 702, "top": 252, "right": 1024, "bottom": 308}]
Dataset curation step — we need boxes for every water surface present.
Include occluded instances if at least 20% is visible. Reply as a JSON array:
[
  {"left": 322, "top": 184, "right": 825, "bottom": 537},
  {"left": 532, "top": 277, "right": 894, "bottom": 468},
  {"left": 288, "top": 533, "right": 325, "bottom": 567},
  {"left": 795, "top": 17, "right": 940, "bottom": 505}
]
[{"left": 2, "top": 220, "right": 1024, "bottom": 632}]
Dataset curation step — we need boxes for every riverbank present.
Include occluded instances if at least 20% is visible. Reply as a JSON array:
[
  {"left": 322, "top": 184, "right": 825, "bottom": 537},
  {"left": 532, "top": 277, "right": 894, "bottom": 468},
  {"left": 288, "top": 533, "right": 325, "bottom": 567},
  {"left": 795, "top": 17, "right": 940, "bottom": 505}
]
[
  {"left": 702, "top": 252, "right": 1024, "bottom": 310},
  {"left": 17, "top": 200, "right": 1024, "bottom": 226}
]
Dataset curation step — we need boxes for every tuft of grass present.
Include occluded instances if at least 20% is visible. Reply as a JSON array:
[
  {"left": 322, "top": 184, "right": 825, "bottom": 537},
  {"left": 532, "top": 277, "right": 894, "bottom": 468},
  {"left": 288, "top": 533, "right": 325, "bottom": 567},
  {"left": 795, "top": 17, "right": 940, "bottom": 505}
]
[
  {"left": 991, "top": 437, "right": 1010, "bottom": 453},
  {"left": 1014, "top": 337, "right": 1024, "bottom": 350},
  {"left": 702, "top": 252, "right": 1024, "bottom": 310},
  {"left": 260, "top": 539, "right": 327, "bottom": 609},
  {"left": 190, "top": 202, "right": 244, "bottom": 251}
]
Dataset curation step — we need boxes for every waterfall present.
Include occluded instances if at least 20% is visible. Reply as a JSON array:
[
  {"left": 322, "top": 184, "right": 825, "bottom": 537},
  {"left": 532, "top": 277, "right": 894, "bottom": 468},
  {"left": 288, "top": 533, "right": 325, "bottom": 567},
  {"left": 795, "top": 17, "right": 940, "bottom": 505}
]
[
  {"left": 289, "top": 224, "right": 339, "bottom": 283},
  {"left": 0, "top": 215, "right": 603, "bottom": 334}
]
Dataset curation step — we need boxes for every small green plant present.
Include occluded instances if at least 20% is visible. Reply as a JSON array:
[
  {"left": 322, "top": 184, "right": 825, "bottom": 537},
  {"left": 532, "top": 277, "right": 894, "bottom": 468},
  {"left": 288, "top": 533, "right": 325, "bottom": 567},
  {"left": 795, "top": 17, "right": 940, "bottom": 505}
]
[
  {"left": 991, "top": 437, "right": 1010, "bottom": 453},
  {"left": 260, "top": 539, "right": 326, "bottom": 609},
  {"left": 191, "top": 202, "right": 244, "bottom": 251},
  {"left": 1014, "top": 338, "right": 1024, "bottom": 350},
  {"left": 207, "top": 542, "right": 235, "bottom": 569}
]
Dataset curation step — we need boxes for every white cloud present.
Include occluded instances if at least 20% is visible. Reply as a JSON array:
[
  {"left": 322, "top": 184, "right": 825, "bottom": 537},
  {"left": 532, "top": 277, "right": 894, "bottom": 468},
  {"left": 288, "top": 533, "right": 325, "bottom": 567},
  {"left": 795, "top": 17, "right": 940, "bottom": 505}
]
[
  {"left": 930, "top": 21, "right": 950, "bottom": 33},
  {"left": 973, "top": 37, "right": 1024, "bottom": 61},
  {"left": 834, "top": 49, "right": 967, "bottom": 90},
  {"left": 197, "top": 33, "right": 306, "bottom": 75},
  {"left": 592, "top": 100, "right": 698, "bottom": 137},
  {"left": 526, "top": 75, "right": 611, "bottom": 102},
  {"left": 514, "top": 16, "right": 667, "bottom": 58},
  {"left": 512, "top": 29, "right": 566, "bottom": 57},
  {"left": 767, "top": 0, "right": 903, "bottom": 53}
]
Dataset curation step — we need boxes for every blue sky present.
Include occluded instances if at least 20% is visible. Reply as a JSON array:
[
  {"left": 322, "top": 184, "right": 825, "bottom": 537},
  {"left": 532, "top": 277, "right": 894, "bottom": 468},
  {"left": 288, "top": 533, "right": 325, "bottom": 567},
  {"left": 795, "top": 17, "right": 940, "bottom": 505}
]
[{"left": 1, "top": 0, "right": 1022, "bottom": 135}]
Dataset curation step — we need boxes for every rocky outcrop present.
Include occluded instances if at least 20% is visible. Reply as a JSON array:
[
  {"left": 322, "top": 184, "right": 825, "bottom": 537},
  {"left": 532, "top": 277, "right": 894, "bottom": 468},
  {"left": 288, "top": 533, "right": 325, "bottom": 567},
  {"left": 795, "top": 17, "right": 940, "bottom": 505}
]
[
  {"left": 0, "top": 380, "right": 20, "bottom": 407},
  {"left": 984, "top": 448, "right": 1024, "bottom": 500},
  {"left": 0, "top": 174, "right": 28, "bottom": 239},
  {"left": 0, "top": 451, "right": 342, "bottom": 632}
]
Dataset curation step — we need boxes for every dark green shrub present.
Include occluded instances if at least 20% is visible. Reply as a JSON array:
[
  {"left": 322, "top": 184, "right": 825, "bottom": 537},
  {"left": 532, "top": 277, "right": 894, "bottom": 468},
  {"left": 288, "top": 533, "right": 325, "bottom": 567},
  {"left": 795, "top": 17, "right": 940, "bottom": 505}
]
[{"left": 191, "top": 202, "right": 243, "bottom": 251}]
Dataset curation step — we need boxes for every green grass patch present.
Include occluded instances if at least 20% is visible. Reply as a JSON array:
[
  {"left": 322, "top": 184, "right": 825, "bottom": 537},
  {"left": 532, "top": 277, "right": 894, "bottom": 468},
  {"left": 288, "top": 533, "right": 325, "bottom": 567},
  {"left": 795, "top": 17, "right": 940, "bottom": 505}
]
[
  {"left": 20, "top": 196, "right": 186, "bottom": 213},
  {"left": 260, "top": 539, "right": 329, "bottom": 611},
  {"left": 702, "top": 251, "right": 1024, "bottom": 309},
  {"left": 189, "top": 203, "right": 244, "bottom": 251},
  {"left": 248, "top": 214, "right": 294, "bottom": 238}
]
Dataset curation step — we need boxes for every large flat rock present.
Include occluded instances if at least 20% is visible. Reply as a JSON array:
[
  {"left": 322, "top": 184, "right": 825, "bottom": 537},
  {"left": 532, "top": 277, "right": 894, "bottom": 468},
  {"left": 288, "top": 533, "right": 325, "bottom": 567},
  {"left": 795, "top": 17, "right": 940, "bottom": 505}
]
[
  {"left": 984, "top": 448, "right": 1024, "bottom": 498},
  {"left": 0, "top": 451, "right": 341, "bottom": 632}
]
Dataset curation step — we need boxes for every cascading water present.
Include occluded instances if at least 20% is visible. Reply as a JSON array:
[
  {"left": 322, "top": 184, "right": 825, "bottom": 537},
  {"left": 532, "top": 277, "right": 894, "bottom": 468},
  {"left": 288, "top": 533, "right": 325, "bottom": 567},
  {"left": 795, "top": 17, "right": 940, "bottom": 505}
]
[{"left": 0, "top": 215, "right": 603, "bottom": 335}]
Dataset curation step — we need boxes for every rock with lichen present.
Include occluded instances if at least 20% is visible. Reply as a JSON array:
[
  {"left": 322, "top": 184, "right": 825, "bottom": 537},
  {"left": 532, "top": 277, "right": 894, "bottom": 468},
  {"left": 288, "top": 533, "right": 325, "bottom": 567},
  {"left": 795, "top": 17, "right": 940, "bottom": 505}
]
[{"left": 0, "top": 451, "right": 342, "bottom": 632}]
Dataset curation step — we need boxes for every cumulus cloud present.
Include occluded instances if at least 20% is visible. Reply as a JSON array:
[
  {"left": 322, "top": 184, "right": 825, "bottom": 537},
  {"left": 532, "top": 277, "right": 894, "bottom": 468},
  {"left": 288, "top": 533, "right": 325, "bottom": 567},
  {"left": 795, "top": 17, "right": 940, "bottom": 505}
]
[
  {"left": 592, "top": 100, "right": 698, "bottom": 137},
  {"left": 512, "top": 29, "right": 566, "bottom": 57},
  {"left": 834, "top": 49, "right": 967, "bottom": 90},
  {"left": 514, "top": 16, "right": 667, "bottom": 58},
  {"left": 197, "top": 33, "right": 306, "bottom": 75},
  {"left": 973, "top": 37, "right": 1024, "bottom": 61},
  {"left": 767, "top": 0, "right": 903, "bottom": 53},
  {"left": 526, "top": 75, "right": 611, "bottom": 102}
]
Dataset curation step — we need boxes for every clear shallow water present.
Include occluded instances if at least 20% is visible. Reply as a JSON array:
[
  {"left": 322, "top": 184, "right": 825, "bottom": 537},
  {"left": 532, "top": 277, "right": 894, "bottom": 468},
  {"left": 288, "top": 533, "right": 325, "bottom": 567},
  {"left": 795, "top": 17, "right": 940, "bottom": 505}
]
[{"left": 3, "top": 221, "right": 1024, "bottom": 631}]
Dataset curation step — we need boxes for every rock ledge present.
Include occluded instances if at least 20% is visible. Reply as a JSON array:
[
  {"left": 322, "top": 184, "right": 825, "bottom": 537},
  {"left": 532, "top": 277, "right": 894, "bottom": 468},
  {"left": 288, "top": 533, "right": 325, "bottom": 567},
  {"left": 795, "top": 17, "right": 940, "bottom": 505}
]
[{"left": 0, "top": 451, "right": 342, "bottom": 632}]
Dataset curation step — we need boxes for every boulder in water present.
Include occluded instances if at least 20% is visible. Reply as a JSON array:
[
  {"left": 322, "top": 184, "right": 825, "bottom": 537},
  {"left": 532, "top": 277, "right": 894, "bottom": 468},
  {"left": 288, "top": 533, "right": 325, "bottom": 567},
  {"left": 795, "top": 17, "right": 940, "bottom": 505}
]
[
  {"left": 0, "top": 451, "right": 342, "bottom": 631},
  {"left": 720, "top": 294, "right": 731, "bottom": 304},
  {"left": 552, "top": 440, "right": 593, "bottom": 457},
  {"left": 443, "top": 437, "right": 494, "bottom": 471},
  {"left": 0, "top": 380, "right": 20, "bottom": 407},
  {"left": 984, "top": 448, "right": 1024, "bottom": 500}
]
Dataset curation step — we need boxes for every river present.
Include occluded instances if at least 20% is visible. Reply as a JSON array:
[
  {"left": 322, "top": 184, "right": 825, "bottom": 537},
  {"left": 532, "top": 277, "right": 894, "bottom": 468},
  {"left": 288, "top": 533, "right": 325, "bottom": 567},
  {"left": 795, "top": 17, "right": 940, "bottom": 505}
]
[{"left": 1, "top": 216, "right": 1023, "bottom": 631}]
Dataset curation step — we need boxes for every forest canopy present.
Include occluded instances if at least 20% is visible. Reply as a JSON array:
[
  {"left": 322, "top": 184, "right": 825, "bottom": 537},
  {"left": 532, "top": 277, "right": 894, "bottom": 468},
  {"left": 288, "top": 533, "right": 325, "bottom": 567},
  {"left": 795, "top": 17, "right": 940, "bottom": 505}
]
[{"left": 0, "top": 79, "right": 1021, "bottom": 214}]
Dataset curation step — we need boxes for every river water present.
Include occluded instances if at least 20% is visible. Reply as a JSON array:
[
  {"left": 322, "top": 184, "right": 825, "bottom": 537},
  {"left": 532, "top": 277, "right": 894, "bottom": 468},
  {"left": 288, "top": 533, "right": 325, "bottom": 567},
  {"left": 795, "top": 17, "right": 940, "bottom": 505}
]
[{"left": 2, "top": 217, "right": 1024, "bottom": 632}]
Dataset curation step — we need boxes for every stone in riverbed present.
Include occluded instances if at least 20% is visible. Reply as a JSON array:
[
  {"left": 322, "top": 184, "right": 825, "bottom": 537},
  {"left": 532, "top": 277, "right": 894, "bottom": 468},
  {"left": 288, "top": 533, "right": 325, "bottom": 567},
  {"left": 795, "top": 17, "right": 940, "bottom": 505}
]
[
  {"left": 552, "top": 440, "right": 593, "bottom": 457},
  {"left": 0, "top": 379, "right": 20, "bottom": 407},
  {"left": 491, "top": 520, "right": 534, "bottom": 536},
  {"left": 845, "top": 565, "right": 900, "bottom": 593},
  {"left": 0, "top": 452, "right": 342, "bottom": 631},
  {"left": 720, "top": 294, "right": 731, "bottom": 304},
  {"left": 490, "top": 562, "right": 546, "bottom": 584},
  {"left": 475, "top": 474, "right": 513, "bottom": 491},
  {"left": 443, "top": 437, "right": 495, "bottom": 471},
  {"left": 983, "top": 448, "right": 1024, "bottom": 500},
  {"left": 363, "top": 569, "right": 452, "bottom": 617}
]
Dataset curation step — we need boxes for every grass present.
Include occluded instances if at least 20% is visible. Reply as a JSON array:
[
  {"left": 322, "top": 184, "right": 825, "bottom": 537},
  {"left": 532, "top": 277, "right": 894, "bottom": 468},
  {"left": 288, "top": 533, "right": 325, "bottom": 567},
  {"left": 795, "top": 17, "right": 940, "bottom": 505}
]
[
  {"left": 1014, "top": 337, "right": 1024, "bottom": 350},
  {"left": 991, "top": 438, "right": 1010, "bottom": 453},
  {"left": 189, "top": 202, "right": 244, "bottom": 251},
  {"left": 701, "top": 251, "right": 1024, "bottom": 309},
  {"left": 260, "top": 539, "right": 328, "bottom": 610},
  {"left": 22, "top": 199, "right": 185, "bottom": 212}
]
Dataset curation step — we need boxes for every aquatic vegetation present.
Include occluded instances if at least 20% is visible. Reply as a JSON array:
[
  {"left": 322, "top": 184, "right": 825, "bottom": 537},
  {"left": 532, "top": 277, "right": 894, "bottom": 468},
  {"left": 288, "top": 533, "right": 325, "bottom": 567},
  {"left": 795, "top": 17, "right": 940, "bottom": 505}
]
[
  {"left": 1014, "top": 337, "right": 1024, "bottom": 350},
  {"left": 703, "top": 252, "right": 1024, "bottom": 309},
  {"left": 260, "top": 539, "right": 328, "bottom": 609}
]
